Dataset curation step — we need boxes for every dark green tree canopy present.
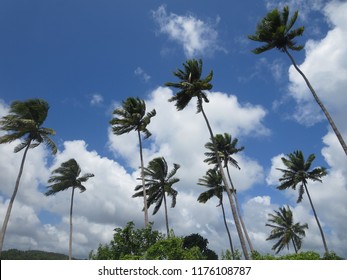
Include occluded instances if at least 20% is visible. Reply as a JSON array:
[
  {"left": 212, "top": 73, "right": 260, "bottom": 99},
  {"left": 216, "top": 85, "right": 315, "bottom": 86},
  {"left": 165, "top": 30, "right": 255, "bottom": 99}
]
[
  {"left": 133, "top": 157, "right": 180, "bottom": 215},
  {"left": 0, "top": 98, "right": 57, "bottom": 154},
  {"left": 166, "top": 59, "right": 213, "bottom": 113},
  {"left": 110, "top": 97, "right": 156, "bottom": 139},
  {"left": 46, "top": 159, "right": 94, "bottom": 196},
  {"left": 248, "top": 6, "right": 304, "bottom": 53},
  {"left": 204, "top": 133, "right": 244, "bottom": 169},
  {"left": 266, "top": 205, "right": 308, "bottom": 254},
  {"left": 277, "top": 150, "right": 327, "bottom": 203}
]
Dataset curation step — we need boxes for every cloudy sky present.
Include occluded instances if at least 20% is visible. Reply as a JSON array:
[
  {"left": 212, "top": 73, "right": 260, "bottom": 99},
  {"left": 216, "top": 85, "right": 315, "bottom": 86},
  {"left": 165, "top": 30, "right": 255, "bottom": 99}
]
[{"left": 0, "top": 0, "right": 346, "bottom": 259}]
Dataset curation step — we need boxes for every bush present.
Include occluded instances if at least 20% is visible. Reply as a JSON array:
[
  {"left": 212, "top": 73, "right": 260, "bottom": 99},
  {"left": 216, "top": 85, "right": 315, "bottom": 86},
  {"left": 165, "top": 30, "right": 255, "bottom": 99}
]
[{"left": 250, "top": 250, "right": 344, "bottom": 260}]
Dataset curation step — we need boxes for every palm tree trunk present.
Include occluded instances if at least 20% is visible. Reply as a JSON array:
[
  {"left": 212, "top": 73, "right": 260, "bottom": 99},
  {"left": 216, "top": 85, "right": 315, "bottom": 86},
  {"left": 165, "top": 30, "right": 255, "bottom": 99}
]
[
  {"left": 285, "top": 48, "right": 347, "bottom": 156},
  {"left": 219, "top": 195, "right": 235, "bottom": 259},
  {"left": 200, "top": 104, "right": 250, "bottom": 260},
  {"left": 303, "top": 182, "right": 329, "bottom": 254},
  {"left": 226, "top": 166, "right": 255, "bottom": 253},
  {"left": 0, "top": 140, "right": 31, "bottom": 256},
  {"left": 163, "top": 192, "right": 170, "bottom": 238},
  {"left": 69, "top": 187, "right": 76, "bottom": 260},
  {"left": 138, "top": 130, "right": 149, "bottom": 227},
  {"left": 291, "top": 237, "right": 298, "bottom": 253}
]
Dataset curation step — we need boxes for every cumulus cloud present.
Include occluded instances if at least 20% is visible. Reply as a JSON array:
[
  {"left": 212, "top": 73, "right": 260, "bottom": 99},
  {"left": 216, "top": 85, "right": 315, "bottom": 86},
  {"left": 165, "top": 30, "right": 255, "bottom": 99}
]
[
  {"left": 287, "top": 1, "right": 347, "bottom": 131},
  {"left": 152, "top": 5, "right": 226, "bottom": 57}
]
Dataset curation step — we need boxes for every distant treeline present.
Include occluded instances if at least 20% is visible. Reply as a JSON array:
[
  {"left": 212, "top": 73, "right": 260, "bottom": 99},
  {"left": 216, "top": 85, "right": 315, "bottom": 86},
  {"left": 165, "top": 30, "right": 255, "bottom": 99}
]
[{"left": 0, "top": 249, "right": 75, "bottom": 260}]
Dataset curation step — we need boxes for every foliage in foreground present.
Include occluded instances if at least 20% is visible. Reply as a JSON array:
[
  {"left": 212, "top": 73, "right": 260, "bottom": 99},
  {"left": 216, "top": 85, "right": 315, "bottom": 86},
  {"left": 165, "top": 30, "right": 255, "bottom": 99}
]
[
  {"left": 250, "top": 250, "right": 343, "bottom": 260},
  {"left": 89, "top": 222, "right": 217, "bottom": 260}
]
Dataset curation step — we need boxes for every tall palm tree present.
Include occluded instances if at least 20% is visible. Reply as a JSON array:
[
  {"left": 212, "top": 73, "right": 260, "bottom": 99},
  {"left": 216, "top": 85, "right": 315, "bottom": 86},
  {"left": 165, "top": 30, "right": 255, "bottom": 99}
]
[
  {"left": 110, "top": 97, "right": 156, "bottom": 227},
  {"left": 197, "top": 168, "right": 235, "bottom": 259},
  {"left": 204, "top": 133, "right": 254, "bottom": 252},
  {"left": 248, "top": 6, "right": 347, "bottom": 156},
  {"left": 266, "top": 205, "right": 308, "bottom": 254},
  {"left": 45, "top": 158, "right": 94, "bottom": 260},
  {"left": 0, "top": 98, "right": 57, "bottom": 255},
  {"left": 133, "top": 157, "right": 180, "bottom": 237},
  {"left": 166, "top": 59, "right": 250, "bottom": 259},
  {"left": 276, "top": 150, "right": 329, "bottom": 254}
]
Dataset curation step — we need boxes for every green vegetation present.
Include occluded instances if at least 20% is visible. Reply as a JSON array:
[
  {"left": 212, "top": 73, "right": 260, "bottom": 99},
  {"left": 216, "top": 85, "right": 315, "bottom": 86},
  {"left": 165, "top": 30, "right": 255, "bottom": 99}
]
[
  {"left": 89, "top": 222, "right": 217, "bottom": 260},
  {"left": 1, "top": 249, "right": 71, "bottom": 260}
]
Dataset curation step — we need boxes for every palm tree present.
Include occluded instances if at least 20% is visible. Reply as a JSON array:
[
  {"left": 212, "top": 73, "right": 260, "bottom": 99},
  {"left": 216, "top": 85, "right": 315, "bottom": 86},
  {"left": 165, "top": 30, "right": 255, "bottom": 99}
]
[
  {"left": 197, "top": 169, "right": 235, "bottom": 259},
  {"left": 166, "top": 59, "right": 250, "bottom": 259},
  {"left": 266, "top": 205, "right": 308, "bottom": 254},
  {"left": 204, "top": 133, "right": 254, "bottom": 253},
  {"left": 110, "top": 97, "right": 156, "bottom": 227},
  {"left": 276, "top": 150, "right": 329, "bottom": 254},
  {"left": 133, "top": 157, "right": 180, "bottom": 237},
  {"left": 0, "top": 98, "right": 57, "bottom": 255},
  {"left": 45, "top": 158, "right": 94, "bottom": 260},
  {"left": 248, "top": 6, "right": 347, "bottom": 156}
]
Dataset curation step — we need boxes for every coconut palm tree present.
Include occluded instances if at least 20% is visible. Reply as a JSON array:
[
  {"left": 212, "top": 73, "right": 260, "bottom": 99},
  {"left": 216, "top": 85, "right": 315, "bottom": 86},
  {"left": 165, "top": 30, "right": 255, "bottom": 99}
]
[
  {"left": 197, "top": 168, "right": 235, "bottom": 259},
  {"left": 133, "top": 157, "right": 180, "bottom": 237},
  {"left": 45, "top": 158, "right": 94, "bottom": 260},
  {"left": 204, "top": 133, "right": 254, "bottom": 252},
  {"left": 110, "top": 97, "right": 156, "bottom": 227},
  {"left": 266, "top": 205, "right": 308, "bottom": 254},
  {"left": 248, "top": 6, "right": 347, "bottom": 156},
  {"left": 166, "top": 59, "right": 250, "bottom": 259},
  {"left": 277, "top": 150, "right": 329, "bottom": 254},
  {"left": 0, "top": 98, "right": 57, "bottom": 255}
]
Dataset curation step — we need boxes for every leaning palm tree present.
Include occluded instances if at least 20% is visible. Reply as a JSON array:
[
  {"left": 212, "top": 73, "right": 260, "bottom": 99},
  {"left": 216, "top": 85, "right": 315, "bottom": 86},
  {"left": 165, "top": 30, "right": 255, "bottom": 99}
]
[
  {"left": 45, "top": 158, "right": 94, "bottom": 260},
  {"left": 0, "top": 98, "right": 57, "bottom": 255},
  {"left": 197, "top": 168, "right": 235, "bottom": 259},
  {"left": 204, "top": 133, "right": 254, "bottom": 253},
  {"left": 277, "top": 150, "right": 329, "bottom": 254},
  {"left": 266, "top": 205, "right": 308, "bottom": 254},
  {"left": 248, "top": 6, "right": 347, "bottom": 156},
  {"left": 110, "top": 97, "right": 156, "bottom": 227},
  {"left": 166, "top": 59, "right": 250, "bottom": 259},
  {"left": 133, "top": 157, "right": 180, "bottom": 237}
]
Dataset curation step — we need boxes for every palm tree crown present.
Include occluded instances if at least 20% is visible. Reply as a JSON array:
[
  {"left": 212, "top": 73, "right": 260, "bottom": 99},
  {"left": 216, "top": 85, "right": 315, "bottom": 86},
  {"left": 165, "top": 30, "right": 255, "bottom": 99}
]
[
  {"left": 46, "top": 158, "right": 94, "bottom": 196},
  {"left": 266, "top": 205, "right": 308, "bottom": 254},
  {"left": 110, "top": 97, "right": 156, "bottom": 139},
  {"left": 248, "top": 6, "right": 304, "bottom": 54},
  {"left": 277, "top": 150, "right": 327, "bottom": 203},
  {"left": 204, "top": 133, "right": 244, "bottom": 169},
  {"left": 166, "top": 59, "right": 213, "bottom": 113},
  {"left": 0, "top": 98, "right": 57, "bottom": 154},
  {"left": 198, "top": 169, "right": 226, "bottom": 203}
]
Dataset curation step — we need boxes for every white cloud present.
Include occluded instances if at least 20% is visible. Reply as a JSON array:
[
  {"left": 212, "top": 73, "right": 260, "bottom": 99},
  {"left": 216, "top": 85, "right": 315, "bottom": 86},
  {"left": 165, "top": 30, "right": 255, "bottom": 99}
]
[
  {"left": 152, "top": 5, "right": 226, "bottom": 57},
  {"left": 287, "top": 1, "right": 347, "bottom": 132},
  {"left": 134, "top": 67, "right": 151, "bottom": 82},
  {"left": 90, "top": 93, "right": 104, "bottom": 106}
]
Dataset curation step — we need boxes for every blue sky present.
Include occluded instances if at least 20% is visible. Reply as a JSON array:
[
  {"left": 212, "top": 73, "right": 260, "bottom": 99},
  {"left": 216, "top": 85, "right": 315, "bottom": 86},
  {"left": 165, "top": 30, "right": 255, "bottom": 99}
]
[{"left": 0, "top": 0, "right": 346, "bottom": 259}]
